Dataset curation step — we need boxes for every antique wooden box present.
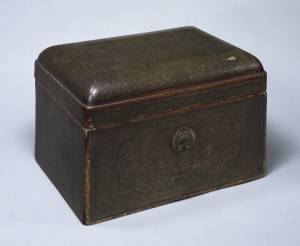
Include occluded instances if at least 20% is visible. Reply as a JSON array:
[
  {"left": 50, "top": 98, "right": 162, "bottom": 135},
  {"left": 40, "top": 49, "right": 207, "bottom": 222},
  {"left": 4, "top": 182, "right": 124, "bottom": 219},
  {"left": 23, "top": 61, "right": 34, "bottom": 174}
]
[{"left": 35, "top": 26, "right": 266, "bottom": 225}]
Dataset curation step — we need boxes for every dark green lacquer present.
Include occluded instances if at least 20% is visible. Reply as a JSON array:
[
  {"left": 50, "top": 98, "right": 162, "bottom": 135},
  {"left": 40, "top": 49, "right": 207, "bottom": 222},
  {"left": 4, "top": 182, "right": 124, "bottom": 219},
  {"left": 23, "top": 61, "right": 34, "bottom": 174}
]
[{"left": 35, "top": 26, "right": 266, "bottom": 225}]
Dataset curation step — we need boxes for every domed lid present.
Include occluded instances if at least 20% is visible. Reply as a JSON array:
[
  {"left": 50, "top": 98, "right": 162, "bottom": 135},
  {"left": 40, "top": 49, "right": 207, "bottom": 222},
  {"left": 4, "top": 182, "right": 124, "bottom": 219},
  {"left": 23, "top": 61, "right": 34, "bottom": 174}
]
[{"left": 37, "top": 26, "right": 265, "bottom": 106}]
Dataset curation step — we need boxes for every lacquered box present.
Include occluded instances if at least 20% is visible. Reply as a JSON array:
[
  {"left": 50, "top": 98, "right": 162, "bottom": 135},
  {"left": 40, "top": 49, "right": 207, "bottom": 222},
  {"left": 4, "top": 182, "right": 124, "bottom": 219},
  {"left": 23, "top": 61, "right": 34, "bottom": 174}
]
[{"left": 35, "top": 26, "right": 266, "bottom": 225}]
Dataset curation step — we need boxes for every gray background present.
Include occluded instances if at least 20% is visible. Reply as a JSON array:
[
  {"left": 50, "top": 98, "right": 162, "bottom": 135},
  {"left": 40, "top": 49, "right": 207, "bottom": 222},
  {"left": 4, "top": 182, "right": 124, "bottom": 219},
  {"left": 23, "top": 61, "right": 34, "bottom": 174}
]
[{"left": 1, "top": 1, "right": 299, "bottom": 245}]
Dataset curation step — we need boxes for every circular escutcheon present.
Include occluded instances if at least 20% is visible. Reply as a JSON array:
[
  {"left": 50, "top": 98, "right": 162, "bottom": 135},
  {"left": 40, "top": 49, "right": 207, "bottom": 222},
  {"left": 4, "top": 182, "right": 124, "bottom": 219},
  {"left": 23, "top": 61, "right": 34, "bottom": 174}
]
[{"left": 172, "top": 127, "right": 195, "bottom": 158}]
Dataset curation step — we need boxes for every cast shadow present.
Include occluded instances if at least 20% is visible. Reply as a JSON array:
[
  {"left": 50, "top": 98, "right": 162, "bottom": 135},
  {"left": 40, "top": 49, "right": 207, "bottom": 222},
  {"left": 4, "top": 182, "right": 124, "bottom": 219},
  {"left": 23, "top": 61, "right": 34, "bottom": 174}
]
[
  {"left": 19, "top": 120, "right": 35, "bottom": 158},
  {"left": 266, "top": 124, "right": 295, "bottom": 175}
]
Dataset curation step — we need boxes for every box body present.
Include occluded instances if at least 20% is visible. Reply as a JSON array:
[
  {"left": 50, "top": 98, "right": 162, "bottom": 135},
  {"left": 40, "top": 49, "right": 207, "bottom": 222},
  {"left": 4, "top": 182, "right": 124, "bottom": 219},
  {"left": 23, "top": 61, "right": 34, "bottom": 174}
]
[{"left": 35, "top": 27, "right": 266, "bottom": 225}]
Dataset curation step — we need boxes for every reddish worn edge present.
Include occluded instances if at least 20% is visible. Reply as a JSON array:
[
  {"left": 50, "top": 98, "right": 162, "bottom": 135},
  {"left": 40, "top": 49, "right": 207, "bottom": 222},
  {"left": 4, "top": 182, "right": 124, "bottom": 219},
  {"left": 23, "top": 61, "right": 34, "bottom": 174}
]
[
  {"left": 35, "top": 60, "right": 266, "bottom": 111},
  {"left": 88, "top": 172, "right": 266, "bottom": 225},
  {"left": 82, "top": 130, "right": 91, "bottom": 225}
]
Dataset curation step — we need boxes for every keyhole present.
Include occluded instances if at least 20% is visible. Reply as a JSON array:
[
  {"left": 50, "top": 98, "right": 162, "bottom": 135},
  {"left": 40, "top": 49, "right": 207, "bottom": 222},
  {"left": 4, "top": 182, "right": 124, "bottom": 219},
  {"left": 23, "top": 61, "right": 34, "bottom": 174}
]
[{"left": 184, "top": 142, "right": 191, "bottom": 150}]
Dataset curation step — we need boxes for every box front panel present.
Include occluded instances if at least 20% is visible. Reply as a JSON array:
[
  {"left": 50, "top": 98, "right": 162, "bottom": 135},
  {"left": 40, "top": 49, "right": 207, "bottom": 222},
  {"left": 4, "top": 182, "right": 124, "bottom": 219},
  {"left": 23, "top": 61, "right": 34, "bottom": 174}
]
[{"left": 90, "top": 93, "right": 266, "bottom": 223}]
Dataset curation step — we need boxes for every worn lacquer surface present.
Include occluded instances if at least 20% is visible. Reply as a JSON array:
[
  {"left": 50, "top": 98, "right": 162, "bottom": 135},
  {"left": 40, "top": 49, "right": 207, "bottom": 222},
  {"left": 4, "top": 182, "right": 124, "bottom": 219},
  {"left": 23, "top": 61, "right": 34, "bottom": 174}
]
[{"left": 34, "top": 27, "right": 267, "bottom": 225}]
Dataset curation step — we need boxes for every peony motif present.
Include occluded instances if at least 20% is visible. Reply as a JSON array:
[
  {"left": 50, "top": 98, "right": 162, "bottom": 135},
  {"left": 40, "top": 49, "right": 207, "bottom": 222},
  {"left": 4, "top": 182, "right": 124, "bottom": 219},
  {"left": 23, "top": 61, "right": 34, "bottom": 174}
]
[{"left": 116, "top": 110, "right": 243, "bottom": 194}]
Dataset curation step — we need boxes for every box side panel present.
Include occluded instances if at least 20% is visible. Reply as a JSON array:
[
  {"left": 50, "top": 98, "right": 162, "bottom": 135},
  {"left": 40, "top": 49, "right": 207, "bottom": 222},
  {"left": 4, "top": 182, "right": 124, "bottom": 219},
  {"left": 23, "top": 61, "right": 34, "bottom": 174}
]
[
  {"left": 89, "top": 93, "right": 266, "bottom": 224},
  {"left": 35, "top": 62, "right": 85, "bottom": 126},
  {"left": 91, "top": 75, "right": 266, "bottom": 128},
  {"left": 35, "top": 82, "right": 85, "bottom": 221}
]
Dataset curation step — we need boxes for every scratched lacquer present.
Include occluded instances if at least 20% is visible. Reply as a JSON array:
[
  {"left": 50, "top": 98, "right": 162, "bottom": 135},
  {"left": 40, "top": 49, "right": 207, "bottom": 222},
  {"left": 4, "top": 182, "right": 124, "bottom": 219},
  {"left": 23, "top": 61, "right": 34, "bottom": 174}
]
[{"left": 35, "top": 27, "right": 266, "bottom": 225}]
